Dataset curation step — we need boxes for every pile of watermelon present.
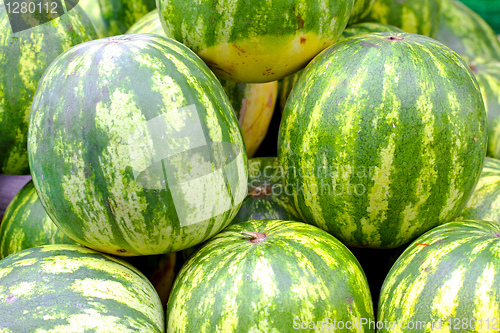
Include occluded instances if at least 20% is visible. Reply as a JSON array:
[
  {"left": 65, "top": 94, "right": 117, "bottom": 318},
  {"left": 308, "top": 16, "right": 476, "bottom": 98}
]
[{"left": 1, "top": 0, "right": 500, "bottom": 331}]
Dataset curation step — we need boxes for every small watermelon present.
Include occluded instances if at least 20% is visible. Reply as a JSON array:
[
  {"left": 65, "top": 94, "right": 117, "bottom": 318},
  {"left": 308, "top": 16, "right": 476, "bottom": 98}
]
[
  {"left": 378, "top": 220, "right": 500, "bottom": 332},
  {"left": 0, "top": 181, "right": 77, "bottom": 259},
  {"left": 0, "top": 245, "right": 164, "bottom": 332},
  {"left": 167, "top": 220, "right": 374, "bottom": 332}
]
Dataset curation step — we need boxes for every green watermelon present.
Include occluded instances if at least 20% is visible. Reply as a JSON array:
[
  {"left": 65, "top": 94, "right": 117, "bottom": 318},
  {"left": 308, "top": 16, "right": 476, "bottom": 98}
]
[
  {"left": 0, "top": 181, "right": 77, "bottom": 258},
  {"left": 458, "top": 0, "right": 500, "bottom": 34},
  {"left": 468, "top": 58, "right": 500, "bottom": 158},
  {"left": 378, "top": 220, "right": 500, "bottom": 332},
  {"left": 348, "top": 0, "right": 376, "bottom": 26},
  {"left": 127, "top": 9, "right": 278, "bottom": 158},
  {"left": 0, "top": 175, "right": 31, "bottom": 221},
  {"left": 434, "top": 0, "right": 500, "bottom": 63},
  {"left": 456, "top": 157, "right": 500, "bottom": 223},
  {"left": 0, "top": 244, "right": 164, "bottom": 332},
  {"left": 78, "top": 0, "right": 156, "bottom": 37},
  {"left": 167, "top": 219, "right": 374, "bottom": 332},
  {"left": 231, "top": 157, "right": 302, "bottom": 224},
  {"left": 157, "top": 0, "right": 354, "bottom": 83},
  {"left": 0, "top": 1, "right": 98, "bottom": 175},
  {"left": 28, "top": 34, "right": 248, "bottom": 256},
  {"left": 361, "top": 0, "right": 442, "bottom": 37},
  {"left": 278, "top": 32, "right": 487, "bottom": 249}
]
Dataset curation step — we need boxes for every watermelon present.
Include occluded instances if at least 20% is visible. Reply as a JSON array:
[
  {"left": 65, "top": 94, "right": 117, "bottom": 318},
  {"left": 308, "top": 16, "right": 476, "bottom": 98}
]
[
  {"left": 231, "top": 157, "right": 302, "bottom": 224},
  {"left": 27, "top": 34, "right": 248, "bottom": 256},
  {"left": 127, "top": 10, "right": 278, "bottom": 158},
  {"left": 458, "top": 0, "right": 500, "bottom": 34},
  {"left": 78, "top": 0, "right": 156, "bottom": 37},
  {"left": 167, "top": 219, "right": 374, "bottom": 332},
  {"left": 378, "top": 220, "right": 500, "bottom": 332},
  {"left": 468, "top": 58, "right": 500, "bottom": 158},
  {"left": 277, "top": 32, "right": 487, "bottom": 249},
  {"left": 0, "top": 174, "right": 31, "bottom": 221},
  {"left": 348, "top": 0, "right": 376, "bottom": 26},
  {"left": 360, "top": 0, "right": 442, "bottom": 37},
  {"left": 434, "top": 0, "right": 500, "bottom": 63},
  {"left": 456, "top": 157, "right": 500, "bottom": 223},
  {"left": 0, "top": 244, "right": 164, "bottom": 332},
  {"left": 0, "top": 1, "right": 98, "bottom": 175},
  {"left": 157, "top": 0, "right": 354, "bottom": 83},
  {"left": 0, "top": 181, "right": 77, "bottom": 259}
]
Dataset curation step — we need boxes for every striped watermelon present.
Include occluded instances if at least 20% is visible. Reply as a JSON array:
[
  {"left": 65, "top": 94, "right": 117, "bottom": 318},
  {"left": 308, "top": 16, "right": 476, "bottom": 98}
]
[
  {"left": 167, "top": 219, "right": 374, "bottom": 332},
  {"left": 378, "top": 220, "right": 500, "bottom": 332},
  {"left": 0, "top": 1, "right": 98, "bottom": 175},
  {"left": 0, "top": 244, "right": 164, "bottom": 332},
  {"left": 360, "top": 0, "right": 442, "bottom": 36},
  {"left": 157, "top": 0, "right": 354, "bottom": 83},
  {"left": 78, "top": 0, "right": 156, "bottom": 37},
  {"left": 434, "top": 0, "right": 500, "bottom": 63},
  {"left": 468, "top": 58, "right": 500, "bottom": 158},
  {"left": 456, "top": 157, "right": 500, "bottom": 223},
  {"left": 348, "top": 0, "right": 376, "bottom": 26},
  {"left": 127, "top": 11, "right": 278, "bottom": 158},
  {"left": 0, "top": 181, "right": 77, "bottom": 258},
  {"left": 27, "top": 34, "right": 248, "bottom": 256},
  {"left": 231, "top": 157, "right": 302, "bottom": 224},
  {"left": 278, "top": 32, "right": 487, "bottom": 249}
]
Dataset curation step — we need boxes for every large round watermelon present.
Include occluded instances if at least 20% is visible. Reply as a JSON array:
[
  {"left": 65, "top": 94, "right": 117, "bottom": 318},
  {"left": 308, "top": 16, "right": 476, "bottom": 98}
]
[
  {"left": 0, "top": 245, "right": 164, "bottom": 332},
  {"left": 157, "top": 0, "right": 354, "bottom": 83},
  {"left": 0, "top": 181, "right": 77, "bottom": 259},
  {"left": 378, "top": 220, "right": 500, "bottom": 332},
  {"left": 278, "top": 32, "right": 487, "bottom": 249},
  {"left": 167, "top": 219, "right": 374, "bottom": 332},
  {"left": 434, "top": 0, "right": 500, "bottom": 63},
  {"left": 78, "top": 0, "right": 156, "bottom": 37},
  {"left": 0, "top": 1, "right": 98, "bottom": 175},
  {"left": 28, "top": 34, "right": 248, "bottom": 256}
]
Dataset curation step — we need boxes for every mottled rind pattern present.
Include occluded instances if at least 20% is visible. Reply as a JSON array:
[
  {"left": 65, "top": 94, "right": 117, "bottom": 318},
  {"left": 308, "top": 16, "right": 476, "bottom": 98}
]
[
  {"left": 361, "top": 0, "right": 442, "bottom": 37},
  {"left": 167, "top": 220, "right": 374, "bottom": 332},
  {"left": 0, "top": 1, "right": 98, "bottom": 175},
  {"left": 157, "top": 0, "right": 354, "bottom": 82},
  {"left": 456, "top": 158, "right": 500, "bottom": 223},
  {"left": 277, "top": 32, "right": 487, "bottom": 248},
  {"left": 348, "top": 0, "right": 376, "bottom": 26},
  {"left": 0, "top": 181, "right": 77, "bottom": 259},
  {"left": 378, "top": 220, "right": 500, "bottom": 332},
  {"left": 28, "top": 34, "right": 247, "bottom": 256},
  {"left": 0, "top": 245, "right": 164, "bottom": 332},
  {"left": 434, "top": 0, "right": 500, "bottom": 63}
]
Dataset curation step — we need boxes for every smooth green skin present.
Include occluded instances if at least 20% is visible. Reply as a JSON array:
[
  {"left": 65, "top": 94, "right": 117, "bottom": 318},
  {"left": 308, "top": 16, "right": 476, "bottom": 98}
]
[
  {"left": 378, "top": 220, "right": 500, "bottom": 332},
  {"left": 456, "top": 158, "right": 500, "bottom": 222},
  {"left": 348, "top": 0, "right": 376, "bottom": 26},
  {"left": 126, "top": 8, "right": 166, "bottom": 37},
  {"left": 0, "top": 2, "right": 98, "bottom": 175},
  {"left": 361, "top": 0, "right": 442, "bottom": 37},
  {"left": 28, "top": 34, "right": 247, "bottom": 256},
  {"left": 468, "top": 59, "right": 500, "bottom": 159},
  {"left": 79, "top": 0, "right": 156, "bottom": 37},
  {"left": 278, "top": 32, "right": 487, "bottom": 249},
  {"left": 0, "top": 245, "right": 164, "bottom": 332},
  {"left": 0, "top": 181, "right": 77, "bottom": 258},
  {"left": 231, "top": 157, "right": 302, "bottom": 225},
  {"left": 434, "top": 0, "right": 500, "bottom": 63},
  {"left": 167, "top": 220, "right": 374, "bottom": 333}
]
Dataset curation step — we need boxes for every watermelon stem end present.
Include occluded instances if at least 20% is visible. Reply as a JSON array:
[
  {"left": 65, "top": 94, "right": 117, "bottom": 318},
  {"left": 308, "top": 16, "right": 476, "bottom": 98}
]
[{"left": 240, "top": 231, "right": 267, "bottom": 244}]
